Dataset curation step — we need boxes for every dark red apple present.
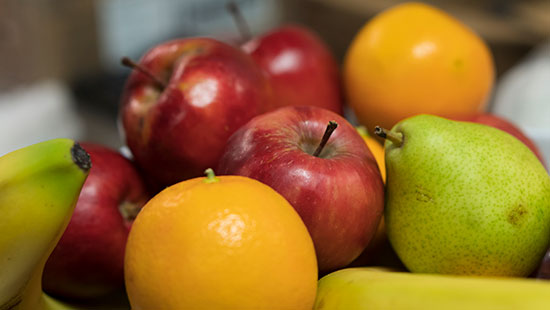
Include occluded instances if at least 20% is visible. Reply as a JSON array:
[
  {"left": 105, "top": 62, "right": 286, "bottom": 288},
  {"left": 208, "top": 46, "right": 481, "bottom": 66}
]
[
  {"left": 536, "top": 247, "right": 550, "bottom": 279},
  {"left": 43, "top": 143, "right": 149, "bottom": 299},
  {"left": 226, "top": 3, "right": 342, "bottom": 114},
  {"left": 217, "top": 106, "right": 384, "bottom": 273},
  {"left": 119, "top": 38, "right": 272, "bottom": 189},
  {"left": 239, "top": 22, "right": 343, "bottom": 114},
  {"left": 243, "top": 25, "right": 343, "bottom": 114},
  {"left": 348, "top": 218, "right": 406, "bottom": 270},
  {"left": 452, "top": 113, "right": 546, "bottom": 167}
]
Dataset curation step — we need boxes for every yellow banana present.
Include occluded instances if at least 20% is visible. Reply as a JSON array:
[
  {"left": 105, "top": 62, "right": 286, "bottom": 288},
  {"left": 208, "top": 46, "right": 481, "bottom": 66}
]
[
  {"left": 0, "top": 139, "right": 90, "bottom": 310},
  {"left": 314, "top": 267, "right": 550, "bottom": 310}
]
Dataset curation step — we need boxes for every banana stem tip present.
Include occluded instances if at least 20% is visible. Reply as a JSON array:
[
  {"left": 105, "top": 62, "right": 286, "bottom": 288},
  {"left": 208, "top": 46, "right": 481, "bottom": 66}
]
[{"left": 71, "top": 143, "right": 91, "bottom": 172}]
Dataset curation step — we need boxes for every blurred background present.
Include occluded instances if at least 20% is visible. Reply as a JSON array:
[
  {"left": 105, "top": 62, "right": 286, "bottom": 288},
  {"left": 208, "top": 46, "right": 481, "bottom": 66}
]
[{"left": 1, "top": 0, "right": 549, "bottom": 156}]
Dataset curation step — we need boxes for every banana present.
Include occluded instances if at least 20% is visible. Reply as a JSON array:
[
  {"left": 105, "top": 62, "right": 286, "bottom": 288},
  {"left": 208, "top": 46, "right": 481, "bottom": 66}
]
[
  {"left": 314, "top": 267, "right": 550, "bottom": 310},
  {"left": 0, "top": 139, "right": 90, "bottom": 310}
]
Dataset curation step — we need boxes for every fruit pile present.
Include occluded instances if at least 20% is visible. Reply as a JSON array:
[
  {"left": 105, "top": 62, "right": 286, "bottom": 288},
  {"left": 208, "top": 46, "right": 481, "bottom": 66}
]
[{"left": 2, "top": 2, "right": 550, "bottom": 310}]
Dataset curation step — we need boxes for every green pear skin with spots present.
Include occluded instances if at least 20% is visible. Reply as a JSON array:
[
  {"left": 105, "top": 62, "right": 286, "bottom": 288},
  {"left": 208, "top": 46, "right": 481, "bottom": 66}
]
[{"left": 383, "top": 114, "right": 550, "bottom": 276}]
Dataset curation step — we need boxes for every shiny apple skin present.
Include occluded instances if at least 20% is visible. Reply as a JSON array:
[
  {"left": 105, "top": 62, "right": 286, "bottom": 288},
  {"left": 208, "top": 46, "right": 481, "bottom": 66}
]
[
  {"left": 218, "top": 106, "right": 384, "bottom": 273},
  {"left": 43, "top": 143, "right": 149, "bottom": 299},
  {"left": 453, "top": 113, "right": 546, "bottom": 167},
  {"left": 243, "top": 25, "right": 343, "bottom": 115},
  {"left": 120, "top": 38, "right": 272, "bottom": 188}
]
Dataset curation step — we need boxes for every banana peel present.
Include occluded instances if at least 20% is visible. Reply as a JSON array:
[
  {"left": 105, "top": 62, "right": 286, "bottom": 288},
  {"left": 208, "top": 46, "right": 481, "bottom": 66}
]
[
  {"left": 0, "top": 139, "right": 90, "bottom": 310},
  {"left": 315, "top": 267, "right": 550, "bottom": 310}
]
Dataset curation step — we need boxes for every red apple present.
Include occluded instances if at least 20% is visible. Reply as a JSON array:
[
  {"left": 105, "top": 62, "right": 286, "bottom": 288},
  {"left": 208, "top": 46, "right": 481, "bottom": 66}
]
[
  {"left": 348, "top": 218, "right": 406, "bottom": 270},
  {"left": 536, "top": 247, "right": 550, "bottom": 279},
  {"left": 217, "top": 106, "right": 384, "bottom": 273},
  {"left": 119, "top": 38, "right": 272, "bottom": 189},
  {"left": 452, "top": 113, "right": 546, "bottom": 167},
  {"left": 241, "top": 25, "right": 343, "bottom": 114},
  {"left": 43, "top": 143, "right": 149, "bottom": 299}
]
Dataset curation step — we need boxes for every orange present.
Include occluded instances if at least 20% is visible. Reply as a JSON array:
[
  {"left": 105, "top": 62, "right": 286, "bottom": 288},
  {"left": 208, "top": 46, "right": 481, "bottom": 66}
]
[
  {"left": 356, "top": 127, "right": 387, "bottom": 262},
  {"left": 357, "top": 126, "right": 386, "bottom": 183},
  {"left": 344, "top": 2, "right": 495, "bottom": 132},
  {"left": 124, "top": 169, "right": 317, "bottom": 310}
]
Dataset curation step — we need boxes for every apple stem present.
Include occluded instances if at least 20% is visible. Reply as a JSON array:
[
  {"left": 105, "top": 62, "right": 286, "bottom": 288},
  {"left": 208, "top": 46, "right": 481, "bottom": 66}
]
[
  {"left": 119, "top": 201, "right": 141, "bottom": 221},
  {"left": 226, "top": 1, "right": 252, "bottom": 42},
  {"left": 374, "top": 126, "right": 403, "bottom": 147},
  {"left": 121, "top": 57, "right": 167, "bottom": 90},
  {"left": 313, "top": 121, "right": 338, "bottom": 157},
  {"left": 204, "top": 168, "right": 220, "bottom": 183}
]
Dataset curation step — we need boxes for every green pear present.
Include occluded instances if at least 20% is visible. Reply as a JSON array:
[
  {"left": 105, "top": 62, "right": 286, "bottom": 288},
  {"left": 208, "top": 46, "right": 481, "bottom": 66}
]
[{"left": 375, "top": 114, "right": 550, "bottom": 276}]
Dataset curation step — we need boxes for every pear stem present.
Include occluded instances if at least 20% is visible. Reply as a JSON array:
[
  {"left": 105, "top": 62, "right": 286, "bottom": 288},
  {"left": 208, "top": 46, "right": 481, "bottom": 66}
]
[
  {"left": 374, "top": 126, "right": 403, "bottom": 147},
  {"left": 204, "top": 168, "right": 219, "bottom": 183},
  {"left": 313, "top": 121, "right": 338, "bottom": 157},
  {"left": 121, "top": 57, "right": 167, "bottom": 90},
  {"left": 226, "top": 1, "right": 252, "bottom": 42}
]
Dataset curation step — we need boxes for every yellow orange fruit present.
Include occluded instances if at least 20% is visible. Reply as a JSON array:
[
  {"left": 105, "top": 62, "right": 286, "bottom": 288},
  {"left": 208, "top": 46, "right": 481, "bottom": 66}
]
[
  {"left": 124, "top": 170, "right": 318, "bottom": 310},
  {"left": 356, "top": 127, "right": 388, "bottom": 266},
  {"left": 344, "top": 2, "right": 495, "bottom": 132},
  {"left": 357, "top": 127, "right": 386, "bottom": 183}
]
